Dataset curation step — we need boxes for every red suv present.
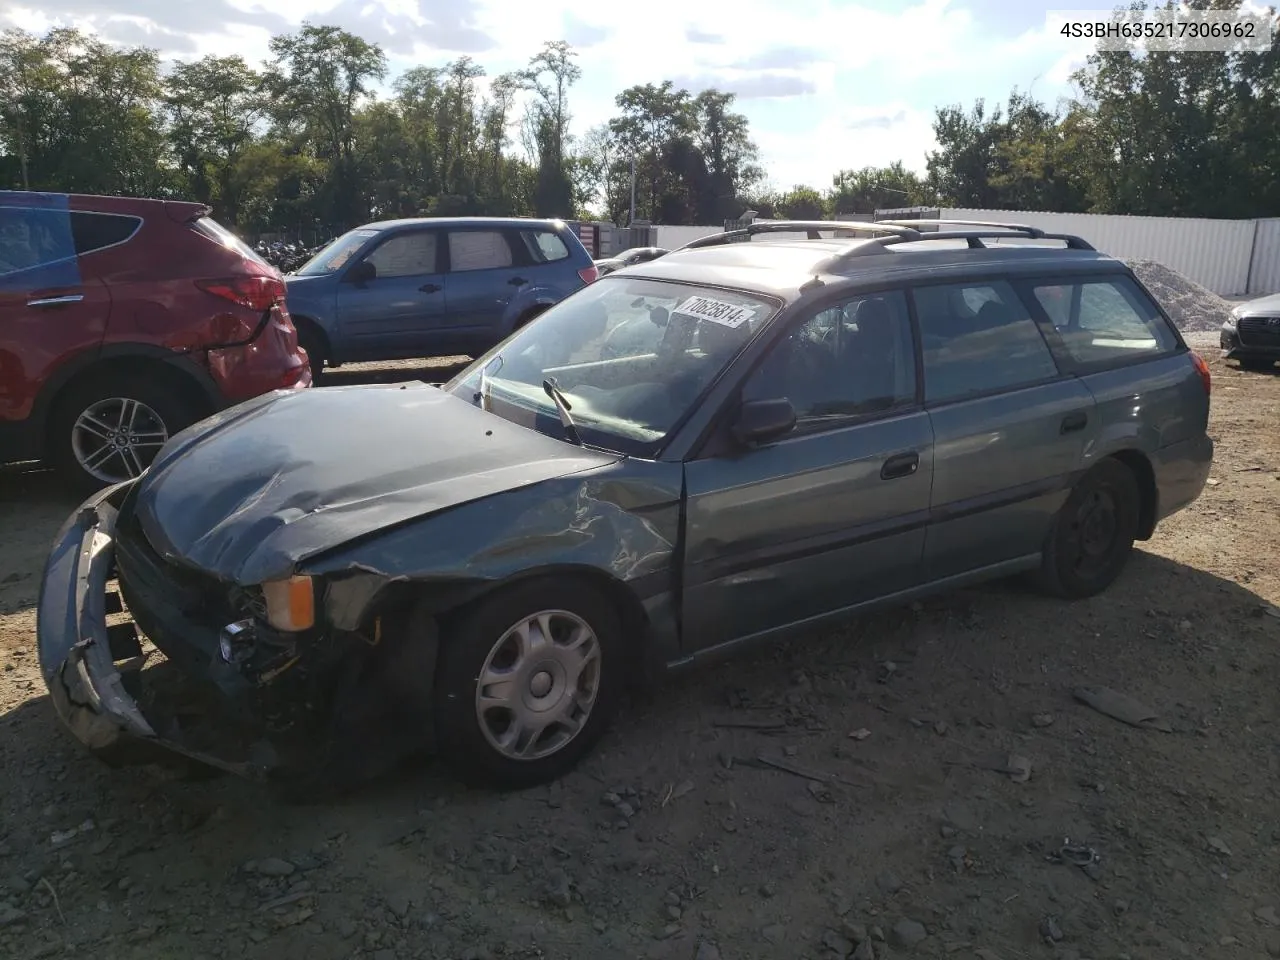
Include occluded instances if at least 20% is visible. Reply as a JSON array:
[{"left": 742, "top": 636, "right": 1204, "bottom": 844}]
[{"left": 0, "top": 191, "right": 310, "bottom": 488}]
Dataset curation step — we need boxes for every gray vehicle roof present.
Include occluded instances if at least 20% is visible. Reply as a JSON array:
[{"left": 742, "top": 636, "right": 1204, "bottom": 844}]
[{"left": 627, "top": 239, "right": 1129, "bottom": 303}]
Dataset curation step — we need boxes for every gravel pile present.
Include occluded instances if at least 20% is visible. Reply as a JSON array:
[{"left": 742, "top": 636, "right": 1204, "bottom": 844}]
[{"left": 1125, "top": 258, "right": 1233, "bottom": 334}]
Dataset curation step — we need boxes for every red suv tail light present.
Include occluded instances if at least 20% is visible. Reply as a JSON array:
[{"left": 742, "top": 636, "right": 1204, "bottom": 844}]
[
  {"left": 196, "top": 275, "right": 286, "bottom": 312},
  {"left": 1190, "top": 351, "right": 1211, "bottom": 395},
  {"left": 578, "top": 264, "right": 599, "bottom": 284}
]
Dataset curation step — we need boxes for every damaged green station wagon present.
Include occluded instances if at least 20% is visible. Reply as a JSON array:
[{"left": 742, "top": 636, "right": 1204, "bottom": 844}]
[{"left": 37, "top": 220, "right": 1214, "bottom": 792}]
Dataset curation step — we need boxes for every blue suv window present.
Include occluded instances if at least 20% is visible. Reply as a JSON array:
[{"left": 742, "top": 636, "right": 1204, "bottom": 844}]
[
  {"left": 448, "top": 230, "right": 514, "bottom": 271},
  {"left": 520, "top": 229, "right": 570, "bottom": 263}
]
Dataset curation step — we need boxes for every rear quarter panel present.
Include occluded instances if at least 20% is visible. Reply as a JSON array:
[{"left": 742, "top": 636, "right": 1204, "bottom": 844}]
[{"left": 1079, "top": 351, "right": 1213, "bottom": 521}]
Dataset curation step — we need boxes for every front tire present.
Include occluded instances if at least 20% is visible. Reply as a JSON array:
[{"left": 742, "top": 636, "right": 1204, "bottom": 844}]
[
  {"left": 49, "top": 376, "right": 200, "bottom": 492},
  {"left": 1238, "top": 357, "right": 1275, "bottom": 372},
  {"left": 434, "top": 577, "right": 624, "bottom": 789},
  {"left": 1035, "top": 459, "right": 1140, "bottom": 599},
  {"left": 295, "top": 322, "right": 327, "bottom": 384}
]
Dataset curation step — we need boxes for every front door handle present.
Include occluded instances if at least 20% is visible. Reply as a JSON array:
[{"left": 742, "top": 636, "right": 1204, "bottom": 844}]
[
  {"left": 27, "top": 294, "right": 84, "bottom": 308},
  {"left": 880, "top": 451, "right": 920, "bottom": 480},
  {"left": 507, "top": 276, "right": 528, "bottom": 286},
  {"left": 419, "top": 283, "right": 442, "bottom": 293},
  {"left": 1060, "top": 411, "right": 1089, "bottom": 434}
]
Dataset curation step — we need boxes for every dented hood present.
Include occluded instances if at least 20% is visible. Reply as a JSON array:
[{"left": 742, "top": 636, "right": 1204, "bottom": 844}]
[{"left": 133, "top": 383, "right": 619, "bottom": 584}]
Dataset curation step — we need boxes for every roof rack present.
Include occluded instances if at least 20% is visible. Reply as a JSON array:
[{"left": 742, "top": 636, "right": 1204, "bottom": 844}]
[
  {"left": 677, "top": 219, "right": 922, "bottom": 251},
  {"left": 873, "top": 219, "right": 1094, "bottom": 250}
]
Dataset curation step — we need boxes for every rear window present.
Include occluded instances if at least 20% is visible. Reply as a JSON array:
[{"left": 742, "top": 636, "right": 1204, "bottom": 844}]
[
  {"left": 1031, "top": 276, "right": 1178, "bottom": 366},
  {"left": 192, "top": 217, "right": 273, "bottom": 268},
  {"left": 519, "top": 229, "right": 570, "bottom": 263},
  {"left": 70, "top": 212, "right": 141, "bottom": 254}
]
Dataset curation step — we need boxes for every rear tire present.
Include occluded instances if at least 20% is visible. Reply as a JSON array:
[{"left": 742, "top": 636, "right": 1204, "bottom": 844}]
[
  {"left": 49, "top": 376, "right": 200, "bottom": 492},
  {"left": 1035, "top": 459, "right": 1140, "bottom": 599},
  {"left": 295, "top": 322, "right": 327, "bottom": 384},
  {"left": 434, "top": 577, "right": 624, "bottom": 789}
]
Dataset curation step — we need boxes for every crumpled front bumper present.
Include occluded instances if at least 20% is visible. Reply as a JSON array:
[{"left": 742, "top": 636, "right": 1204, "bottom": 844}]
[{"left": 36, "top": 483, "right": 269, "bottom": 778}]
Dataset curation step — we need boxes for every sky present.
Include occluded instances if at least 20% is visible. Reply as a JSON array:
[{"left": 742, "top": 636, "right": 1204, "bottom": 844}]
[{"left": 1, "top": 0, "right": 1105, "bottom": 191}]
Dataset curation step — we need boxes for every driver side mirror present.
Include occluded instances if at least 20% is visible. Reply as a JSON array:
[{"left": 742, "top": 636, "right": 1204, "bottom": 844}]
[
  {"left": 343, "top": 260, "right": 376, "bottom": 285},
  {"left": 731, "top": 398, "right": 796, "bottom": 446}
]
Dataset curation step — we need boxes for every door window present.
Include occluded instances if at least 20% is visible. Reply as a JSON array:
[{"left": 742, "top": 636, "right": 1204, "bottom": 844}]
[
  {"left": 0, "top": 207, "right": 75, "bottom": 277},
  {"left": 449, "top": 230, "right": 514, "bottom": 271},
  {"left": 1031, "top": 276, "right": 1177, "bottom": 365},
  {"left": 742, "top": 290, "right": 917, "bottom": 427},
  {"left": 70, "top": 213, "right": 141, "bottom": 255},
  {"left": 913, "top": 280, "right": 1058, "bottom": 403},
  {"left": 365, "top": 231, "right": 438, "bottom": 278}
]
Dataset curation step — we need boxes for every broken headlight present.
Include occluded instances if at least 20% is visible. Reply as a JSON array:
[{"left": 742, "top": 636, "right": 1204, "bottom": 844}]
[{"left": 260, "top": 575, "right": 316, "bottom": 633}]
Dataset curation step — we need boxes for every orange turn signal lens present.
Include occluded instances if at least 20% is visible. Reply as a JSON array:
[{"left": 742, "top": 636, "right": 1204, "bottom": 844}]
[{"left": 261, "top": 576, "right": 316, "bottom": 632}]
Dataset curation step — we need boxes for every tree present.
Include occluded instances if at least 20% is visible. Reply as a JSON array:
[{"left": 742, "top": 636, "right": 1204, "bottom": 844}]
[
  {"left": 267, "top": 24, "right": 387, "bottom": 227},
  {"left": 521, "top": 41, "right": 580, "bottom": 217},
  {"left": 164, "top": 55, "right": 266, "bottom": 225},
  {"left": 609, "top": 81, "right": 696, "bottom": 221},
  {"left": 692, "top": 89, "right": 763, "bottom": 222},
  {"left": 830, "top": 162, "right": 927, "bottom": 214},
  {"left": 776, "top": 185, "right": 827, "bottom": 220}
]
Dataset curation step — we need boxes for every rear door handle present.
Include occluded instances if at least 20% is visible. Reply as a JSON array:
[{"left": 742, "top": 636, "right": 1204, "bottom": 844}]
[
  {"left": 880, "top": 451, "right": 920, "bottom": 480},
  {"left": 27, "top": 294, "right": 84, "bottom": 308},
  {"left": 1060, "top": 411, "right": 1089, "bottom": 434},
  {"left": 507, "top": 276, "right": 528, "bottom": 286},
  {"left": 419, "top": 283, "right": 442, "bottom": 293}
]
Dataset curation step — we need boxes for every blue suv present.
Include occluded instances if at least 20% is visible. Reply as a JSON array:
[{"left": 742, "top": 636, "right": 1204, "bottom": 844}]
[{"left": 283, "top": 217, "right": 598, "bottom": 373}]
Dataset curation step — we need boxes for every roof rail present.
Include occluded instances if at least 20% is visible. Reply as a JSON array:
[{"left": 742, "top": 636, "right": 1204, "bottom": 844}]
[
  {"left": 828, "top": 230, "right": 1099, "bottom": 264},
  {"left": 677, "top": 219, "right": 921, "bottom": 251},
  {"left": 874, "top": 218, "right": 1094, "bottom": 250}
]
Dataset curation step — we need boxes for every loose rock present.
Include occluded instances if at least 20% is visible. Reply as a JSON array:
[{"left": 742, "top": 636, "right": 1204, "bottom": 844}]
[
  {"left": 761, "top": 923, "right": 786, "bottom": 944},
  {"left": 852, "top": 940, "right": 874, "bottom": 960},
  {"left": 1039, "top": 916, "right": 1064, "bottom": 943},
  {"left": 253, "top": 858, "right": 296, "bottom": 878},
  {"left": 821, "top": 928, "right": 854, "bottom": 956},
  {"left": 0, "top": 904, "right": 26, "bottom": 927},
  {"left": 695, "top": 943, "right": 722, "bottom": 960},
  {"left": 890, "top": 919, "right": 927, "bottom": 948},
  {"left": 875, "top": 871, "right": 903, "bottom": 894},
  {"left": 1031, "top": 713, "right": 1055, "bottom": 728}
]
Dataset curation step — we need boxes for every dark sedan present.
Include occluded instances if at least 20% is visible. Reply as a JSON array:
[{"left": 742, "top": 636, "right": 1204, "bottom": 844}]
[{"left": 593, "top": 246, "right": 668, "bottom": 276}]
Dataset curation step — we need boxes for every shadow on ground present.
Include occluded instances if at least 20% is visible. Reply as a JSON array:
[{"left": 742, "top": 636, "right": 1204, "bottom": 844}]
[{"left": 3, "top": 548, "right": 1278, "bottom": 960}]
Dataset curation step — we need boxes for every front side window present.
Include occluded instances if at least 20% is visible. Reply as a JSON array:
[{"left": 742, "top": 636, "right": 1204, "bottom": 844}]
[
  {"left": 914, "top": 280, "right": 1059, "bottom": 403},
  {"left": 1032, "top": 276, "right": 1178, "bottom": 365},
  {"left": 365, "top": 231, "right": 438, "bottom": 278},
  {"left": 742, "top": 290, "right": 917, "bottom": 426},
  {"left": 294, "top": 228, "right": 380, "bottom": 276},
  {"left": 449, "top": 230, "right": 514, "bottom": 271},
  {"left": 446, "top": 277, "right": 780, "bottom": 454}
]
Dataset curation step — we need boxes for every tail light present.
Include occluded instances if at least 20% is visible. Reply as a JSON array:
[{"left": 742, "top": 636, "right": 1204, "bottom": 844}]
[
  {"left": 196, "top": 274, "right": 286, "bottom": 312},
  {"left": 578, "top": 264, "right": 599, "bottom": 284},
  {"left": 1190, "top": 351, "right": 1211, "bottom": 395}
]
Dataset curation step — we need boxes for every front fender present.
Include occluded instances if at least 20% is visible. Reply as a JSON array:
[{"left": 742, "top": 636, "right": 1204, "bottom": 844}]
[{"left": 302, "top": 459, "right": 684, "bottom": 631}]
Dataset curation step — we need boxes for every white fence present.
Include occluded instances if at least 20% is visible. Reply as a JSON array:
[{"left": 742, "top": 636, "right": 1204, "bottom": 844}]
[
  {"left": 654, "top": 225, "right": 723, "bottom": 249},
  {"left": 650, "top": 211, "right": 1280, "bottom": 297},
  {"left": 1249, "top": 219, "right": 1280, "bottom": 296}
]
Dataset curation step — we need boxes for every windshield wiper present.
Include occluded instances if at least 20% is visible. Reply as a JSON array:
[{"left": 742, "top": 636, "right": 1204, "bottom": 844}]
[{"left": 542, "top": 377, "right": 582, "bottom": 445}]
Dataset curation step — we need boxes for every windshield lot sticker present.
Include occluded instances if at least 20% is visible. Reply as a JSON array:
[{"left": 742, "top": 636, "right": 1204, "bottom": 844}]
[{"left": 674, "top": 296, "right": 755, "bottom": 328}]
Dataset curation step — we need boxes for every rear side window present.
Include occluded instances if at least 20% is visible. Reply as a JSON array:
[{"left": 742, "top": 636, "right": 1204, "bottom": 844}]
[
  {"left": 70, "top": 212, "right": 140, "bottom": 254},
  {"left": 449, "top": 230, "right": 514, "bottom": 271},
  {"left": 366, "top": 231, "right": 438, "bottom": 277},
  {"left": 1031, "top": 276, "right": 1178, "bottom": 366},
  {"left": 519, "top": 229, "right": 570, "bottom": 263},
  {"left": 192, "top": 217, "right": 272, "bottom": 268},
  {"left": 913, "top": 280, "right": 1059, "bottom": 403}
]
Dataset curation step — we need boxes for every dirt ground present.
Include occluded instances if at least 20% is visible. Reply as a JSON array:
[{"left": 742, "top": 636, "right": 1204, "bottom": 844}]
[{"left": 2, "top": 352, "right": 1279, "bottom": 960}]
